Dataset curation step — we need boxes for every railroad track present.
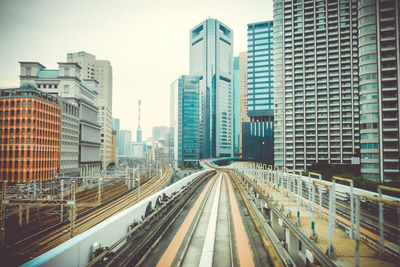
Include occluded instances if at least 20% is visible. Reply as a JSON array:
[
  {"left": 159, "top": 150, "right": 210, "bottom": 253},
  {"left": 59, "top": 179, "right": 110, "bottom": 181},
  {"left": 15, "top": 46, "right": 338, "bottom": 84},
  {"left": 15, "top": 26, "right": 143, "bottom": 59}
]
[
  {"left": 4, "top": 171, "right": 157, "bottom": 236},
  {"left": 6, "top": 167, "right": 173, "bottom": 265},
  {"left": 4, "top": 182, "right": 129, "bottom": 243},
  {"left": 88, "top": 170, "right": 216, "bottom": 267}
]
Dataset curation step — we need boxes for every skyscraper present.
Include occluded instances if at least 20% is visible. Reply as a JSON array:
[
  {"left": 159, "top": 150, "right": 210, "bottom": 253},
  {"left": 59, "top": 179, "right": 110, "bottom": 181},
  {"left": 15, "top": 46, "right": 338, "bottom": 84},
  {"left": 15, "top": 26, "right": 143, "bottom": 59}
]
[
  {"left": 274, "top": 0, "right": 360, "bottom": 170},
  {"left": 358, "top": 0, "right": 399, "bottom": 181},
  {"left": 119, "top": 130, "right": 132, "bottom": 157},
  {"left": 242, "top": 21, "right": 274, "bottom": 162},
  {"left": 170, "top": 75, "right": 201, "bottom": 168},
  {"left": 152, "top": 126, "right": 170, "bottom": 142},
  {"left": 189, "top": 18, "right": 234, "bottom": 158},
  {"left": 67, "top": 51, "right": 113, "bottom": 168}
]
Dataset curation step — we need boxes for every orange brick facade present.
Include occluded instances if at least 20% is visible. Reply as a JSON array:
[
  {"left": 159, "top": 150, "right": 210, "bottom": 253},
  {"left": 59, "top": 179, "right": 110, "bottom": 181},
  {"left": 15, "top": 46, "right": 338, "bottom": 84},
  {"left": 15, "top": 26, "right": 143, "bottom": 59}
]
[{"left": 0, "top": 87, "right": 61, "bottom": 183}]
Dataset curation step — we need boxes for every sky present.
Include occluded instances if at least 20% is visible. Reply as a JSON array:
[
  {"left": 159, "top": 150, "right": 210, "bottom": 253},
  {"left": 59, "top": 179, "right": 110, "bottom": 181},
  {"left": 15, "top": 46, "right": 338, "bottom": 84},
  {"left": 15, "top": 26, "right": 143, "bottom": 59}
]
[{"left": 0, "top": 0, "right": 273, "bottom": 140}]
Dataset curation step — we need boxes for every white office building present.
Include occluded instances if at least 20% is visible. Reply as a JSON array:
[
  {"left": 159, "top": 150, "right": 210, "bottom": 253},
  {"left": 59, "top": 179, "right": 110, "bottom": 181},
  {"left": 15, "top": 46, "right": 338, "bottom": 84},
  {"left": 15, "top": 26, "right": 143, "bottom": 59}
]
[{"left": 67, "top": 51, "right": 113, "bottom": 168}]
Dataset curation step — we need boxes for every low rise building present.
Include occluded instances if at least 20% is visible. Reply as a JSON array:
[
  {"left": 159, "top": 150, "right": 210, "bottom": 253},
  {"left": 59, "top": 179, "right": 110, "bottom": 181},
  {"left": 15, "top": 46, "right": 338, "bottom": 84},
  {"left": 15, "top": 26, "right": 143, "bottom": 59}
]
[
  {"left": 19, "top": 61, "right": 101, "bottom": 177},
  {"left": 0, "top": 84, "right": 61, "bottom": 182}
]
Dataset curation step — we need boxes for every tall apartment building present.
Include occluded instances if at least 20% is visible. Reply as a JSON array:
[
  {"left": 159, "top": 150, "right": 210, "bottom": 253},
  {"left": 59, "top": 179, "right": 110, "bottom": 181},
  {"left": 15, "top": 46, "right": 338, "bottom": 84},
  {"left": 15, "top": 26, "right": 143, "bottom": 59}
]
[
  {"left": 274, "top": 0, "right": 360, "bottom": 170},
  {"left": 243, "top": 21, "right": 274, "bottom": 162},
  {"left": 0, "top": 85, "right": 61, "bottom": 182},
  {"left": 67, "top": 51, "right": 113, "bottom": 168},
  {"left": 358, "top": 0, "right": 399, "bottom": 181},
  {"left": 239, "top": 52, "right": 250, "bottom": 155},
  {"left": 189, "top": 18, "right": 234, "bottom": 158},
  {"left": 20, "top": 62, "right": 101, "bottom": 177},
  {"left": 170, "top": 75, "right": 201, "bottom": 168}
]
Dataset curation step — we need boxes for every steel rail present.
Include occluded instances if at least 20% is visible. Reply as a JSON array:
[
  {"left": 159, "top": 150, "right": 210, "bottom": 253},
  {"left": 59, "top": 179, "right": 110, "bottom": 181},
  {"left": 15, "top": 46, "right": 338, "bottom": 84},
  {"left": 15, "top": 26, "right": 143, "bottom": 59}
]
[
  {"left": 10, "top": 171, "right": 171, "bottom": 256},
  {"left": 88, "top": 170, "right": 215, "bottom": 267}
]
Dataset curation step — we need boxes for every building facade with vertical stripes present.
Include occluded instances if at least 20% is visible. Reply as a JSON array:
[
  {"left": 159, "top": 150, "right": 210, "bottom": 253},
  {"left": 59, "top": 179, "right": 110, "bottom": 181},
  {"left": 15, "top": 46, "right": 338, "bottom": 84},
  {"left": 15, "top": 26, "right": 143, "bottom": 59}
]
[
  {"left": 189, "top": 18, "right": 234, "bottom": 158},
  {"left": 358, "top": 0, "right": 400, "bottom": 181},
  {"left": 273, "top": 0, "right": 360, "bottom": 171}
]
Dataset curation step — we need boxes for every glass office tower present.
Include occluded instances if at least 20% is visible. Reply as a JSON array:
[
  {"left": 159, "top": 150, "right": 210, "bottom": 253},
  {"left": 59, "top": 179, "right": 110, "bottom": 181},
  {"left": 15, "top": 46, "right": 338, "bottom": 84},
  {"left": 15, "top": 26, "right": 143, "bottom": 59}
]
[
  {"left": 170, "top": 75, "right": 201, "bottom": 168},
  {"left": 189, "top": 18, "right": 234, "bottom": 158},
  {"left": 242, "top": 21, "right": 274, "bottom": 162}
]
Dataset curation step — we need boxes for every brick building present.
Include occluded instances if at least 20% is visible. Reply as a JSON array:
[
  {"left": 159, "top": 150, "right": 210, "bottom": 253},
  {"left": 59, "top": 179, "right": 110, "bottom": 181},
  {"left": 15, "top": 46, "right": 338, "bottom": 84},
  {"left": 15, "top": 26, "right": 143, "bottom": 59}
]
[{"left": 0, "top": 84, "right": 61, "bottom": 183}]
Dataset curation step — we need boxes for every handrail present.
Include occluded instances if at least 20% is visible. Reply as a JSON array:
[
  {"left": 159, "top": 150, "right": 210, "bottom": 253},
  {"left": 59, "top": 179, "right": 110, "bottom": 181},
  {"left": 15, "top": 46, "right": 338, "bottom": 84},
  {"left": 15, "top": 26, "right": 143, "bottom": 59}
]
[{"left": 237, "top": 170, "right": 336, "bottom": 267}]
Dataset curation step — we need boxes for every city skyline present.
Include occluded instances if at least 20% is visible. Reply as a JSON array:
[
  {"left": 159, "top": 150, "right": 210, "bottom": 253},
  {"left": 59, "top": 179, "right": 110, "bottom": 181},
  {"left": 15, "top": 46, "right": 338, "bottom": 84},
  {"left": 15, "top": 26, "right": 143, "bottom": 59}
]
[{"left": 0, "top": 0, "right": 273, "bottom": 140}]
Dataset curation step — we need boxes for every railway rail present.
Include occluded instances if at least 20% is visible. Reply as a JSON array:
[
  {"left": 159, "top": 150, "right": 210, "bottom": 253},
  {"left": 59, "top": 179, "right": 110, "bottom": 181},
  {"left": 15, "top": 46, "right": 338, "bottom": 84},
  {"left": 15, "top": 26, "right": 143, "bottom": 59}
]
[
  {"left": 89, "top": 168, "right": 276, "bottom": 267},
  {"left": 87, "top": 170, "right": 216, "bottom": 267},
  {"left": 4, "top": 182, "right": 128, "bottom": 244},
  {"left": 3, "top": 166, "right": 173, "bottom": 265}
]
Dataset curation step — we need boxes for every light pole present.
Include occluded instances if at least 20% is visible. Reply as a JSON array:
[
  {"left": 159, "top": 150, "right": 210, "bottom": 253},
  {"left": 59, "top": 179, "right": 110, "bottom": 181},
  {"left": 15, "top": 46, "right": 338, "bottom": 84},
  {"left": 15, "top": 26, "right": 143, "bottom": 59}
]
[{"left": 137, "top": 168, "right": 141, "bottom": 199}]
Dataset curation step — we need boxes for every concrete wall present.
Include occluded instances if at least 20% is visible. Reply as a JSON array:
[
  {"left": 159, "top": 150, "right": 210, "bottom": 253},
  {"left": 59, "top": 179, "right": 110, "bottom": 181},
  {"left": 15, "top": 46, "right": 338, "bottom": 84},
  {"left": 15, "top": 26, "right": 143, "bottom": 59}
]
[{"left": 22, "top": 170, "right": 208, "bottom": 267}]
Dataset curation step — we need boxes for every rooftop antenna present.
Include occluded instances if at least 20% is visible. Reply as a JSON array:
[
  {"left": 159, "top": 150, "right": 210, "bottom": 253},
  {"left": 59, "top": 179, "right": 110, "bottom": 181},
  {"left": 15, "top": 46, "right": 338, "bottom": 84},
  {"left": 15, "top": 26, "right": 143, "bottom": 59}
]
[
  {"left": 137, "top": 100, "right": 142, "bottom": 142},
  {"left": 138, "top": 99, "right": 141, "bottom": 130}
]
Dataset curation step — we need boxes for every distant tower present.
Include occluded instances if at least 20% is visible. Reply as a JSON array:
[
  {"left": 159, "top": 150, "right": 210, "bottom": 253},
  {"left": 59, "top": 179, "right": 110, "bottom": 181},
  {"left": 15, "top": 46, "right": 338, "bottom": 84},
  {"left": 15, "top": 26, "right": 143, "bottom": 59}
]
[{"left": 137, "top": 100, "right": 142, "bottom": 142}]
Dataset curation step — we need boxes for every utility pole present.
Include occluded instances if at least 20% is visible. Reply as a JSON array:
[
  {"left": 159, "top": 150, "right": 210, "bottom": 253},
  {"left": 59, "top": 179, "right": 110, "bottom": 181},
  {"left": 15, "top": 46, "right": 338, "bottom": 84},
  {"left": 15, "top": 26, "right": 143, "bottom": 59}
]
[
  {"left": 1, "top": 181, "right": 7, "bottom": 247},
  {"left": 60, "top": 179, "right": 64, "bottom": 223},
  {"left": 134, "top": 167, "right": 136, "bottom": 189},
  {"left": 160, "top": 165, "right": 163, "bottom": 183},
  {"left": 97, "top": 173, "right": 102, "bottom": 204},
  {"left": 137, "top": 169, "right": 141, "bottom": 200},
  {"left": 70, "top": 181, "right": 76, "bottom": 238},
  {"left": 18, "top": 186, "right": 23, "bottom": 228}
]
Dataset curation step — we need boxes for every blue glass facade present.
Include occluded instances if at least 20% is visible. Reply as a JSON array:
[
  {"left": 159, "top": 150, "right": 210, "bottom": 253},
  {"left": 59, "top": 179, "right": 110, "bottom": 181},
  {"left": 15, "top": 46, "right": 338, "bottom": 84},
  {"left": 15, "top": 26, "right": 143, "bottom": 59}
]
[
  {"left": 170, "top": 75, "right": 201, "bottom": 168},
  {"left": 243, "top": 20, "right": 274, "bottom": 162},
  {"left": 190, "top": 19, "right": 234, "bottom": 158},
  {"left": 247, "top": 21, "right": 274, "bottom": 116}
]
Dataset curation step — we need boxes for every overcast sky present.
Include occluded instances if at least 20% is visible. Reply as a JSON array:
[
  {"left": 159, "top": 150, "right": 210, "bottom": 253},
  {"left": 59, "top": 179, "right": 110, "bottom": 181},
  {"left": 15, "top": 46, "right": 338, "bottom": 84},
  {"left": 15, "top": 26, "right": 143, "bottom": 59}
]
[{"left": 0, "top": 0, "right": 273, "bottom": 140}]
